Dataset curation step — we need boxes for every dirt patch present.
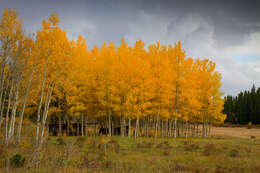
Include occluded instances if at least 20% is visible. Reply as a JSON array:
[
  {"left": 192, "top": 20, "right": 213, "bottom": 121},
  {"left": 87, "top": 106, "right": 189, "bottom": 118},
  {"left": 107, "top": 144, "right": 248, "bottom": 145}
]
[{"left": 211, "top": 126, "right": 260, "bottom": 139}]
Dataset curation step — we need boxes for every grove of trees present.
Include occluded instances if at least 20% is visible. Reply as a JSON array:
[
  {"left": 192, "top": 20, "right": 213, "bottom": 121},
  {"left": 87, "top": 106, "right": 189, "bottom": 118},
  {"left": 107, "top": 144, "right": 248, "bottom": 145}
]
[
  {"left": 223, "top": 85, "right": 260, "bottom": 124},
  {"left": 0, "top": 8, "right": 226, "bottom": 148}
]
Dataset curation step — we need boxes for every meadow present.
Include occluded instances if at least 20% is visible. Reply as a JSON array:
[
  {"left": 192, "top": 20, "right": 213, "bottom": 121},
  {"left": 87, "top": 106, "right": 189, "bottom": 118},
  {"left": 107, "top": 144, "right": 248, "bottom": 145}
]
[
  {"left": 0, "top": 8, "right": 259, "bottom": 173},
  {"left": 1, "top": 127, "right": 260, "bottom": 173}
]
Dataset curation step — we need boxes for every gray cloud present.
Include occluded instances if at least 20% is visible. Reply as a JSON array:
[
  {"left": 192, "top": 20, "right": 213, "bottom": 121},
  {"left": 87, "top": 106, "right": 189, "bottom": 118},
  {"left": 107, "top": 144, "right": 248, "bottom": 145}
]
[{"left": 1, "top": 0, "right": 260, "bottom": 95}]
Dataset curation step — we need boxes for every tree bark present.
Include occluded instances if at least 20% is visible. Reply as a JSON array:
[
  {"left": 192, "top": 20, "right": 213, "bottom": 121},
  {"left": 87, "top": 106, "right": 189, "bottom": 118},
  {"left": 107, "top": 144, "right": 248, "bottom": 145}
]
[
  {"left": 40, "top": 84, "right": 53, "bottom": 144},
  {"left": 120, "top": 115, "right": 124, "bottom": 136},
  {"left": 155, "top": 113, "right": 159, "bottom": 138},
  {"left": 77, "top": 117, "right": 80, "bottom": 136},
  {"left": 185, "top": 121, "right": 188, "bottom": 138},
  {"left": 135, "top": 117, "right": 139, "bottom": 138},
  {"left": 108, "top": 109, "right": 112, "bottom": 136},
  {"left": 81, "top": 112, "right": 84, "bottom": 136},
  {"left": 174, "top": 117, "right": 177, "bottom": 138},
  {"left": 58, "top": 110, "right": 62, "bottom": 136},
  {"left": 66, "top": 113, "right": 70, "bottom": 136},
  {"left": 5, "top": 80, "right": 14, "bottom": 146},
  {"left": 16, "top": 71, "right": 33, "bottom": 144},
  {"left": 128, "top": 116, "right": 131, "bottom": 137},
  {"left": 8, "top": 85, "right": 19, "bottom": 141},
  {"left": 161, "top": 119, "right": 164, "bottom": 137},
  {"left": 0, "top": 71, "right": 8, "bottom": 129},
  {"left": 123, "top": 115, "right": 126, "bottom": 137},
  {"left": 85, "top": 115, "right": 88, "bottom": 136},
  {"left": 36, "top": 57, "right": 48, "bottom": 146}
]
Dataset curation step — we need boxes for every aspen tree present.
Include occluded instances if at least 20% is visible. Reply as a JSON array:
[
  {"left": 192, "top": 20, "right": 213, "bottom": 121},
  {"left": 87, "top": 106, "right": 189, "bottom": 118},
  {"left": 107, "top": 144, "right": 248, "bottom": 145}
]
[
  {"left": 0, "top": 8, "right": 227, "bottom": 141},
  {"left": 34, "top": 14, "right": 72, "bottom": 145}
]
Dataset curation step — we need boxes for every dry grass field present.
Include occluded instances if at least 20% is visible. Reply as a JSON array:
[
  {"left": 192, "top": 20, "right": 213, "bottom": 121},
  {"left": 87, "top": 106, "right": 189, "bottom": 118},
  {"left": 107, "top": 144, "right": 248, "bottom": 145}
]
[
  {"left": 1, "top": 126, "right": 260, "bottom": 173},
  {"left": 2, "top": 117, "right": 259, "bottom": 172},
  {"left": 211, "top": 126, "right": 260, "bottom": 139}
]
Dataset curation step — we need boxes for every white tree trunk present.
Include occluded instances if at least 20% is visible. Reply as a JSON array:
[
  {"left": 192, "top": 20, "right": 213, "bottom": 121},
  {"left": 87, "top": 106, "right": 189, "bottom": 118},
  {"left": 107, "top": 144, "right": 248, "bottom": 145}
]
[
  {"left": 85, "top": 115, "right": 88, "bottom": 136},
  {"left": 0, "top": 71, "right": 8, "bottom": 129},
  {"left": 0, "top": 74, "right": 9, "bottom": 129},
  {"left": 128, "top": 116, "right": 131, "bottom": 138},
  {"left": 81, "top": 112, "right": 84, "bottom": 136},
  {"left": 5, "top": 80, "right": 14, "bottom": 146},
  {"left": 174, "top": 117, "right": 178, "bottom": 138},
  {"left": 8, "top": 86, "right": 19, "bottom": 141},
  {"left": 35, "top": 59, "right": 48, "bottom": 146},
  {"left": 40, "top": 84, "right": 53, "bottom": 145},
  {"left": 16, "top": 69, "right": 35, "bottom": 143}
]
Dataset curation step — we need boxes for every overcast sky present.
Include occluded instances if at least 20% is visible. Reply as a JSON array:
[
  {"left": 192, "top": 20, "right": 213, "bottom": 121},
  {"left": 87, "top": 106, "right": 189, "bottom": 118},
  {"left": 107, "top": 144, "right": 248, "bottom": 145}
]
[{"left": 1, "top": 0, "right": 260, "bottom": 95}]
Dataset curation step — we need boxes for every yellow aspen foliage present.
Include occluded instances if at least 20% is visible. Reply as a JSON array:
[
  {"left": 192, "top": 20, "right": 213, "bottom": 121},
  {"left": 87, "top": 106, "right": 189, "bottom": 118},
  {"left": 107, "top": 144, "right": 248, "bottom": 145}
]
[{"left": 0, "top": 9, "right": 226, "bottom": 140}]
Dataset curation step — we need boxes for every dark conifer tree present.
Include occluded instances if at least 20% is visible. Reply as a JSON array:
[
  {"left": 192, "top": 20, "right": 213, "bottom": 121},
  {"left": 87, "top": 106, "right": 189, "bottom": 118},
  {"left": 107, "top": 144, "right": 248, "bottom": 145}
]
[{"left": 223, "top": 85, "right": 260, "bottom": 124}]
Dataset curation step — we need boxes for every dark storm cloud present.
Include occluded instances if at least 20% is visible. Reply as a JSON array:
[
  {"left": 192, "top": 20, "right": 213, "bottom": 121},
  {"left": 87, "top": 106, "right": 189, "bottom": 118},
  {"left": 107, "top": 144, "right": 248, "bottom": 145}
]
[
  {"left": 142, "top": 0, "right": 260, "bottom": 48},
  {"left": 1, "top": 0, "right": 260, "bottom": 95},
  {"left": 1, "top": 0, "right": 259, "bottom": 47}
]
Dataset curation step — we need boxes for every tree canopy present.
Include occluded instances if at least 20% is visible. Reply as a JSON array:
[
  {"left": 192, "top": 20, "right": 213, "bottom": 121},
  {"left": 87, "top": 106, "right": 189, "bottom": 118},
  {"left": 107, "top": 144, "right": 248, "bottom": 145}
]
[{"left": 0, "top": 9, "right": 226, "bottom": 143}]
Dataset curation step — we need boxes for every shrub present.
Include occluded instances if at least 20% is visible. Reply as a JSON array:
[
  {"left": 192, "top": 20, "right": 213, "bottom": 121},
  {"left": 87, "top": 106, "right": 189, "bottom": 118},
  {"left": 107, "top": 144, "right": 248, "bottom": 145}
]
[
  {"left": 229, "top": 149, "right": 239, "bottom": 157},
  {"left": 228, "top": 166, "right": 245, "bottom": 172},
  {"left": 170, "top": 162, "right": 191, "bottom": 172},
  {"left": 10, "top": 154, "right": 26, "bottom": 168},
  {"left": 51, "top": 152, "right": 65, "bottom": 168},
  {"left": 107, "top": 139, "right": 120, "bottom": 153},
  {"left": 254, "top": 164, "right": 260, "bottom": 172},
  {"left": 156, "top": 143, "right": 163, "bottom": 148},
  {"left": 163, "top": 141, "right": 169, "bottom": 145},
  {"left": 0, "top": 143, "right": 4, "bottom": 156},
  {"left": 76, "top": 137, "right": 86, "bottom": 148},
  {"left": 102, "top": 159, "right": 112, "bottom": 169},
  {"left": 216, "top": 136, "right": 223, "bottom": 139},
  {"left": 182, "top": 140, "right": 199, "bottom": 152},
  {"left": 64, "top": 142, "right": 76, "bottom": 160},
  {"left": 78, "top": 152, "right": 90, "bottom": 168},
  {"left": 57, "top": 137, "right": 65, "bottom": 145},
  {"left": 156, "top": 141, "right": 172, "bottom": 149},
  {"left": 248, "top": 122, "right": 252, "bottom": 129},
  {"left": 137, "top": 142, "right": 153, "bottom": 148},
  {"left": 202, "top": 143, "right": 216, "bottom": 156},
  {"left": 79, "top": 152, "right": 103, "bottom": 169},
  {"left": 162, "top": 149, "right": 170, "bottom": 156},
  {"left": 183, "top": 142, "right": 200, "bottom": 152},
  {"left": 215, "top": 165, "right": 226, "bottom": 173},
  {"left": 251, "top": 136, "right": 256, "bottom": 139},
  {"left": 88, "top": 138, "right": 97, "bottom": 148}
]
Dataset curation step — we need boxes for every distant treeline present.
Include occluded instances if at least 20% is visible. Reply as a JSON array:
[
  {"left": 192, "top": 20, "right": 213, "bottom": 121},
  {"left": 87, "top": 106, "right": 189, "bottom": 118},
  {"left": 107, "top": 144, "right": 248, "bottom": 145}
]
[{"left": 223, "top": 85, "right": 260, "bottom": 124}]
